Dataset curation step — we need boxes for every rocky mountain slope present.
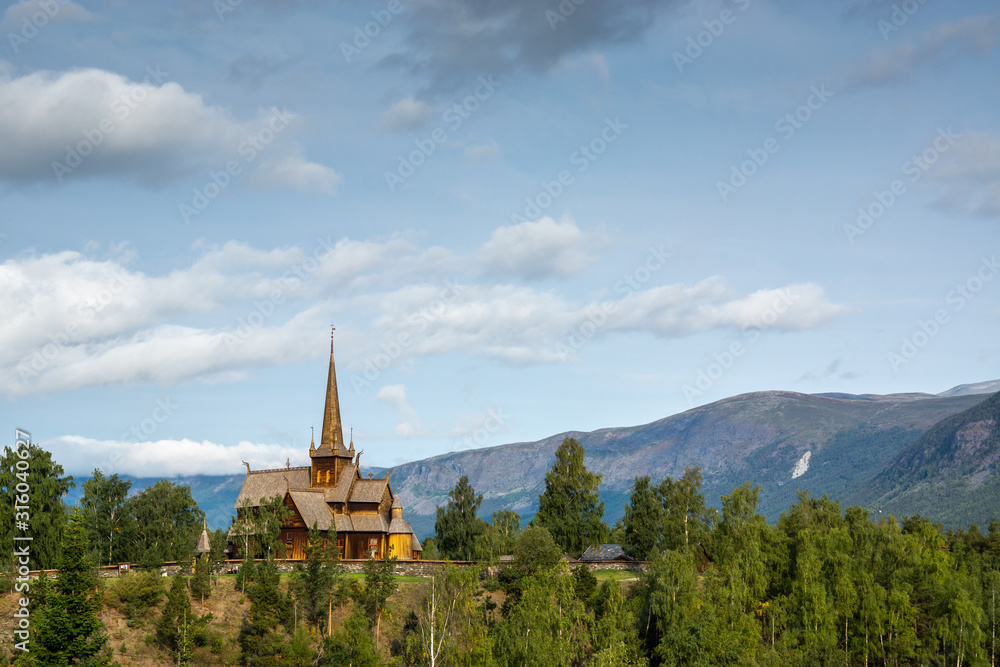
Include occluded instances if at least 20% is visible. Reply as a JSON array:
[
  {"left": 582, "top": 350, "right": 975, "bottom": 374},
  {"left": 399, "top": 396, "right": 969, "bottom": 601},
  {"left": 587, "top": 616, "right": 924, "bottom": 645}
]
[
  {"left": 388, "top": 388, "right": 995, "bottom": 538},
  {"left": 65, "top": 383, "right": 1000, "bottom": 537},
  {"left": 862, "top": 390, "right": 1000, "bottom": 526}
]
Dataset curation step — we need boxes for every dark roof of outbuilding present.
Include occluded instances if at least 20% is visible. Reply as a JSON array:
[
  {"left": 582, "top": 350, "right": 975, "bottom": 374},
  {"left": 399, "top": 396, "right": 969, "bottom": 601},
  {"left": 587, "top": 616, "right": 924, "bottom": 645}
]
[{"left": 580, "top": 544, "right": 633, "bottom": 561}]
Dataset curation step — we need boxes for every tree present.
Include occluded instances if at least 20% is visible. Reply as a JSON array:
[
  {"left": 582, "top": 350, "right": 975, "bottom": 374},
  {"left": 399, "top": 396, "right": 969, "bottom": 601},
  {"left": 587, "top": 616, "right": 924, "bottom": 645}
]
[
  {"left": 320, "top": 607, "right": 381, "bottom": 667},
  {"left": 434, "top": 475, "right": 487, "bottom": 560},
  {"left": 120, "top": 480, "right": 203, "bottom": 566},
  {"left": 157, "top": 573, "right": 196, "bottom": 652},
  {"left": 190, "top": 553, "right": 212, "bottom": 604},
  {"left": 294, "top": 523, "right": 342, "bottom": 635},
  {"left": 30, "top": 508, "right": 112, "bottom": 665},
  {"left": 418, "top": 565, "right": 479, "bottom": 667},
  {"left": 80, "top": 469, "right": 132, "bottom": 566},
  {"left": 0, "top": 443, "right": 74, "bottom": 569},
  {"left": 359, "top": 555, "right": 397, "bottom": 642},
  {"left": 474, "top": 509, "right": 522, "bottom": 563},
  {"left": 209, "top": 527, "right": 229, "bottom": 587},
  {"left": 657, "top": 467, "right": 713, "bottom": 551},
  {"left": 532, "top": 437, "right": 609, "bottom": 556},
  {"left": 621, "top": 476, "right": 663, "bottom": 561},
  {"left": 239, "top": 560, "right": 290, "bottom": 666}
]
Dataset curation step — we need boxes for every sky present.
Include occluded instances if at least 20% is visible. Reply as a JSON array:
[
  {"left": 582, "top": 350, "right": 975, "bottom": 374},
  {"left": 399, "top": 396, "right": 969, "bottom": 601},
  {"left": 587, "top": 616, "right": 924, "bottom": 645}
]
[{"left": 1, "top": 0, "right": 998, "bottom": 478}]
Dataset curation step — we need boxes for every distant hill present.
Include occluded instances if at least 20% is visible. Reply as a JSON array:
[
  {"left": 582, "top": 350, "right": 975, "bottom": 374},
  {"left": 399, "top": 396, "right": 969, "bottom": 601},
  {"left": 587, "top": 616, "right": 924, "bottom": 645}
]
[
  {"left": 862, "top": 390, "right": 1000, "bottom": 526},
  {"left": 937, "top": 379, "right": 1000, "bottom": 397},
  {"left": 388, "top": 386, "right": 996, "bottom": 538},
  {"left": 65, "top": 381, "right": 1000, "bottom": 536}
]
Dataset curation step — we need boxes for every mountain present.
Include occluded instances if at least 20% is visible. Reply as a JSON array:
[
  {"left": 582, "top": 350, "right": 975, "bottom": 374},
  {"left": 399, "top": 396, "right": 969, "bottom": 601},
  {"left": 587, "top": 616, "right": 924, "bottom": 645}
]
[
  {"left": 862, "top": 390, "right": 1000, "bottom": 526},
  {"left": 64, "top": 381, "right": 1000, "bottom": 536},
  {"left": 388, "top": 387, "right": 996, "bottom": 538},
  {"left": 937, "top": 379, "right": 1000, "bottom": 397}
]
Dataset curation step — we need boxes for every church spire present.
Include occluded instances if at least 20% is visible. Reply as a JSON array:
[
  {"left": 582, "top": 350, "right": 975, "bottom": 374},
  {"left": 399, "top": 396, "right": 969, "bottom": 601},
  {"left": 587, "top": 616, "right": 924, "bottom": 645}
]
[{"left": 320, "top": 327, "right": 345, "bottom": 453}]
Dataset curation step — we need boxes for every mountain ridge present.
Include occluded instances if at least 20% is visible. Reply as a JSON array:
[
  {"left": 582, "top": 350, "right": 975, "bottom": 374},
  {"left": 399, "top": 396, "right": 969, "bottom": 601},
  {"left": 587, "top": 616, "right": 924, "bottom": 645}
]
[{"left": 62, "top": 381, "right": 1000, "bottom": 536}]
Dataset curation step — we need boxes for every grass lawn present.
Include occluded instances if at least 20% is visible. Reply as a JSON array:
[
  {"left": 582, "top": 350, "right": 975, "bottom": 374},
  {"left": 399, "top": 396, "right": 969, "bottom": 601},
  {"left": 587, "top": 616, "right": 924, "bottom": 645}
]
[{"left": 593, "top": 569, "right": 640, "bottom": 581}]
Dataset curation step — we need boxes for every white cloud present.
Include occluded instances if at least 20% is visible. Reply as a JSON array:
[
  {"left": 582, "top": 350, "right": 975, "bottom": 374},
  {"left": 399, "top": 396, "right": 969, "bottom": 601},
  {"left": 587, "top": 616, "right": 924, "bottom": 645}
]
[
  {"left": 1, "top": 233, "right": 850, "bottom": 395},
  {"left": 46, "top": 435, "right": 307, "bottom": 477},
  {"left": 2, "top": 0, "right": 93, "bottom": 29},
  {"left": 376, "top": 384, "right": 425, "bottom": 437},
  {"left": 0, "top": 66, "right": 338, "bottom": 189},
  {"left": 478, "top": 217, "right": 606, "bottom": 279},
  {"left": 252, "top": 147, "right": 343, "bottom": 195},
  {"left": 380, "top": 97, "right": 435, "bottom": 132}
]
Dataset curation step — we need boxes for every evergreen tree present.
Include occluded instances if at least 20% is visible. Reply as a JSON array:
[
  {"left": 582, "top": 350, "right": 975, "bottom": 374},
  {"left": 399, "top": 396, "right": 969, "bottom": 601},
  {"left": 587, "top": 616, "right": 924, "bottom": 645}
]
[
  {"left": 532, "top": 437, "right": 609, "bottom": 557},
  {"left": 190, "top": 554, "right": 212, "bottom": 604},
  {"left": 359, "top": 555, "right": 397, "bottom": 642},
  {"left": 30, "top": 508, "right": 111, "bottom": 665},
  {"left": 0, "top": 443, "right": 74, "bottom": 569},
  {"left": 293, "top": 524, "right": 342, "bottom": 635},
  {"left": 239, "top": 560, "right": 289, "bottom": 666},
  {"left": 157, "top": 573, "right": 195, "bottom": 652},
  {"left": 434, "top": 475, "right": 487, "bottom": 560}
]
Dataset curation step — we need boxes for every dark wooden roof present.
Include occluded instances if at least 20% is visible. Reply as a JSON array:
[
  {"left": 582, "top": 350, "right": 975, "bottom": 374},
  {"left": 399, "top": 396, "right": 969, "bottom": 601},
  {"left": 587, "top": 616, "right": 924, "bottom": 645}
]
[
  {"left": 349, "top": 478, "right": 388, "bottom": 503},
  {"left": 236, "top": 467, "right": 310, "bottom": 507},
  {"left": 288, "top": 489, "right": 332, "bottom": 531},
  {"left": 325, "top": 464, "right": 358, "bottom": 504}
]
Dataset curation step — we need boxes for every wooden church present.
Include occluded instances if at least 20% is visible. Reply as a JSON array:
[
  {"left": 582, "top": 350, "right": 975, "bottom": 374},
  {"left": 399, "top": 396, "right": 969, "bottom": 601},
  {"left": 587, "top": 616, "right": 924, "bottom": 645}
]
[{"left": 233, "top": 335, "right": 422, "bottom": 560}]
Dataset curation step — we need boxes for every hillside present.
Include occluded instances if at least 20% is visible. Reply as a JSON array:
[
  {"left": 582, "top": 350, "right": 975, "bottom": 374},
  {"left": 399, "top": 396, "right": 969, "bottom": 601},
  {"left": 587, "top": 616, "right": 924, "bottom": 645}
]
[
  {"left": 863, "top": 391, "right": 1000, "bottom": 526},
  {"left": 65, "top": 383, "right": 999, "bottom": 537},
  {"left": 388, "top": 389, "right": 990, "bottom": 537}
]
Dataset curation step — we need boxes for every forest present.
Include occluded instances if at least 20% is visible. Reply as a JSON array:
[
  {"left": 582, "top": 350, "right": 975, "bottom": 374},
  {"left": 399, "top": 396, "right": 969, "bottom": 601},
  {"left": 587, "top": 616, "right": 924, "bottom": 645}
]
[{"left": 2, "top": 436, "right": 999, "bottom": 666}]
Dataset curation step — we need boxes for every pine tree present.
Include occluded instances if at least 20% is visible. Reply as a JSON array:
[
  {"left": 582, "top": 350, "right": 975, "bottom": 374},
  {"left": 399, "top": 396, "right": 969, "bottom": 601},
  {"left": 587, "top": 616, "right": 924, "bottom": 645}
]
[
  {"left": 238, "top": 560, "right": 288, "bottom": 666},
  {"left": 293, "top": 524, "right": 341, "bottom": 635},
  {"left": 31, "top": 507, "right": 111, "bottom": 665},
  {"left": 190, "top": 554, "right": 212, "bottom": 604},
  {"left": 359, "top": 554, "right": 397, "bottom": 642},
  {"left": 532, "top": 437, "right": 609, "bottom": 557},
  {"left": 157, "top": 573, "right": 195, "bottom": 652}
]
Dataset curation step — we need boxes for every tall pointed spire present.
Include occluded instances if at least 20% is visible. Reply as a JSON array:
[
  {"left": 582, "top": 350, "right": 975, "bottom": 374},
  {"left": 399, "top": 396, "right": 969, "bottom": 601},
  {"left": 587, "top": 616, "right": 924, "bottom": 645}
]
[{"left": 320, "top": 327, "right": 345, "bottom": 452}]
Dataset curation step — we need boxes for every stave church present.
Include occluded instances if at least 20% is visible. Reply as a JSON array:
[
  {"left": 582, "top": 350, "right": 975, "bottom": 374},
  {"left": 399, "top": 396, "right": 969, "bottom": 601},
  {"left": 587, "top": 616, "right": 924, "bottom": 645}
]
[{"left": 233, "top": 335, "right": 422, "bottom": 560}]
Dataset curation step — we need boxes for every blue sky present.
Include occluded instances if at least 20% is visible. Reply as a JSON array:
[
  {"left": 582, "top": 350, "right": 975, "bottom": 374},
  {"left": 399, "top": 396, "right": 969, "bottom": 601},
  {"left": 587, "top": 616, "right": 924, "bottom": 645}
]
[{"left": 1, "top": 0, "right": 998, "bottom": 477}]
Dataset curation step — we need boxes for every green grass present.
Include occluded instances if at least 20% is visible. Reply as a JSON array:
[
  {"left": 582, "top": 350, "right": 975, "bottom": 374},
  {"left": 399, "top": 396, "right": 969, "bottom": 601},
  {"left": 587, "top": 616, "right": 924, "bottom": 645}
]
[{"left": 593, "top": 570, "right": 639, "bottom": 581}]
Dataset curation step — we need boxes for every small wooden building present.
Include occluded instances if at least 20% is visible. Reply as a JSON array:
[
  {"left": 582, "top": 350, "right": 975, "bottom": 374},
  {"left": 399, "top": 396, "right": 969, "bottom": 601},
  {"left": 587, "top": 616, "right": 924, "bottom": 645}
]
[{"left": 233, "top": 337, "right": 421, "bottom": 560}]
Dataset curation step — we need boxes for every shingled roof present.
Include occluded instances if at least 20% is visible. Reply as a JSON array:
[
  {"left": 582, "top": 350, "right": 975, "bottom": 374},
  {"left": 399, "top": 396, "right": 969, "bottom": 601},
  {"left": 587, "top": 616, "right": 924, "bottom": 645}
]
[
  {"left": 236, "top": 467, "right": 310, "bottom": 507},
  {"left": 325, "top": 463, "right": 358, "bottom": 504},
  {"left": 351, "top": 514, "right": 389, "bottom": 532},
  {"left": 288, "top": 489, "right": 332, "bottom": 531},
  {"left": 388, "top": 516, "right": 411, "bottom": 534},
  {"left": 411, "top": 532, "right": 423, "bottom": 552},
  {"left": 349, "top": 478, "right": 388, "bottom": 504}
]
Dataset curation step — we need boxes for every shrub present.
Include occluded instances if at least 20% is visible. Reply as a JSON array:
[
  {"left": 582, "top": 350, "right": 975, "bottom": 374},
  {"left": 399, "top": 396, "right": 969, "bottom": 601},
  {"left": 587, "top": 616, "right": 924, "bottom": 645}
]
[{"left": 111, "top": 569, "right": 165, "bottom": 627}]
